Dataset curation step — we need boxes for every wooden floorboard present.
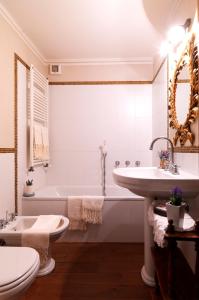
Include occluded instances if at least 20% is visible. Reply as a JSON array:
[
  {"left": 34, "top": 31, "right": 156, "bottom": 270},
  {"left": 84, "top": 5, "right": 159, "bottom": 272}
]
[{"left": 21, "top": 242, "right": 159, "bottom": 300}]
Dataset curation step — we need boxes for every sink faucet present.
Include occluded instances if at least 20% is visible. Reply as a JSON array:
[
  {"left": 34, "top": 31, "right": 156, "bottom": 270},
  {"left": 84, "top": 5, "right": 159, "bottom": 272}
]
[{"left": 149, "top": 137, "right": 178, "bottom": 174}]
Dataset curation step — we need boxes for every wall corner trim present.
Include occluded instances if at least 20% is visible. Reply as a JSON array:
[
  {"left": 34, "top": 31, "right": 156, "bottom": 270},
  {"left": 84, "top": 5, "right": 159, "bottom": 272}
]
[{"left": 0, "top": 3, "right": 46, "bottom": 65}]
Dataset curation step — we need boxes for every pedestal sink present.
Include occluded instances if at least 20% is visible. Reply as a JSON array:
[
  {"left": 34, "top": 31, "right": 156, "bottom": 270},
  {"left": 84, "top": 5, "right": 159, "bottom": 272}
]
[
  {"left": 113, "top": 166, "right": 199, "bottom": 198},
  {"left": 113, "top": 166, "right": 199, "bottom": 286}
]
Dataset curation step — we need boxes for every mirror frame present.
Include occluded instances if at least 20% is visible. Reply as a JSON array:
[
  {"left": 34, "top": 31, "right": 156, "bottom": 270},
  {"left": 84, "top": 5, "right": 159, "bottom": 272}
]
[{"left": 168, "top": 33, "right": 199, "bottom": 152}]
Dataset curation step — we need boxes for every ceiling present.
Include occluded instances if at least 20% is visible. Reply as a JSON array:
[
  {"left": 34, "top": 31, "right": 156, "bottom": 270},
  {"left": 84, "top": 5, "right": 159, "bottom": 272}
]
[{"left": 0, "top": 0, "right": 197, "bottom": 64}]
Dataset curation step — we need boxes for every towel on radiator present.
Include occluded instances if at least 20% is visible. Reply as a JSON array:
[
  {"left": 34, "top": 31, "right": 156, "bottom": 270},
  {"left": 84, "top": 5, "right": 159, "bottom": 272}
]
[
  {"left": 67, "top": 196, "right": 104, "bottom": 230},
  {"left": 41, "top": 126, "right": 49, "bottom": 161},
  {"left": 22, "top": 215, "right": 61, "bottom": 268},
  {"left": 33, "top": 122, "right": 43, "bottom": 160}
]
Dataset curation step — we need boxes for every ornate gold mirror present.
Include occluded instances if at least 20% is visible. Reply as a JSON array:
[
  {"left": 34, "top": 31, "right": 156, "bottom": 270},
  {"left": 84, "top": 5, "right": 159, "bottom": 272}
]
[{"left": 168, "top": 33, "right": 199, "bottom": 152}]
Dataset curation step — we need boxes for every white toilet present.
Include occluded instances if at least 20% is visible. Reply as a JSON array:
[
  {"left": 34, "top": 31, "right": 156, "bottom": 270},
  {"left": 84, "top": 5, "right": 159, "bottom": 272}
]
[{"left": 0, "top": 247, "right": 40, "bottom": 300}]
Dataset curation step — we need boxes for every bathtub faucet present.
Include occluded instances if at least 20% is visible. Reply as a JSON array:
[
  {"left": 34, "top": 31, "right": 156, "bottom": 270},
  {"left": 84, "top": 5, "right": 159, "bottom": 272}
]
[
  {"left": 9, "top": 212, "right": 17, "bottom": 222},
  {"left": 0, "top": 219, "right": 7, "bottom": 229},
  {"left": 149, "top": 137, "right": 179, "bottom": 174}
]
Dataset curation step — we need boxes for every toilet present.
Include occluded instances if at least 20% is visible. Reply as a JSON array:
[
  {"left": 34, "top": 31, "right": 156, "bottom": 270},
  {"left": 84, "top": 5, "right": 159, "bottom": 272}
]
[{"left": 0, "top": 247, "right": 40, "bottom": 300}]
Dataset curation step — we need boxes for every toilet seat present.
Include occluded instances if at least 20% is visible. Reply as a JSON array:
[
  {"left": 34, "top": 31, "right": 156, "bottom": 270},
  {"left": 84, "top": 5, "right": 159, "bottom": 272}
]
[{"left": 0, "top": 247, "right": 40, "bottom": 296}]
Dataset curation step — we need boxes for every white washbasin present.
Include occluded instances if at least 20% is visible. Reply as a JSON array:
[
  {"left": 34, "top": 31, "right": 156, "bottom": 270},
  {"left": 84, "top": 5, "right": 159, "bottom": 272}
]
[{"left": 113, "top": 167, "right": 199, "bottom": 198}]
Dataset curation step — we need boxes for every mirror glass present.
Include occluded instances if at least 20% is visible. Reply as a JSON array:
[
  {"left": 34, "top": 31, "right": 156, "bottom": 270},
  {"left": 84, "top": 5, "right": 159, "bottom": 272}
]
[{"left": 175, "top": 64, "right": 190, "bottom": 124}]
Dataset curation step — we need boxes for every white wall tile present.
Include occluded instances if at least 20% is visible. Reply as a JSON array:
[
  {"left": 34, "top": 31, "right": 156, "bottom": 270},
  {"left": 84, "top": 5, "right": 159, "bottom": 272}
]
[
  {"left": 175, "top": 153, "right": 199, "bottom": 176},
  {"left": 152, "top": 60, "right": 168, "bottom": 165},
  {"left": 48, "top": 84, "right": 152, "bottom": 188}
]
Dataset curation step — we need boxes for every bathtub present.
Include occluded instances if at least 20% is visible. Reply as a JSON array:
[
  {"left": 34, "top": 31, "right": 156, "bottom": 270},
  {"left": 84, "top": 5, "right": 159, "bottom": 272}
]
[{"left": 22, "top": 185, "right": 144, "bottom": 242}]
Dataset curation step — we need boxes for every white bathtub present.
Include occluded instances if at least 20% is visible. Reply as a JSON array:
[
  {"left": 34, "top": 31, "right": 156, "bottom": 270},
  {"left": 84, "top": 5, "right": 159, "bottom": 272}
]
[{"left": 22, "top": 185, "right": 144, "bottom": 242}]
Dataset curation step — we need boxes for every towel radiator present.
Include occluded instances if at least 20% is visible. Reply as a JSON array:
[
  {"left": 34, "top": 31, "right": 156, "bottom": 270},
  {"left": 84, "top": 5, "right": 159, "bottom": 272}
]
[{"left": 29, "top": 65, "right": 49, "bottom": 167}]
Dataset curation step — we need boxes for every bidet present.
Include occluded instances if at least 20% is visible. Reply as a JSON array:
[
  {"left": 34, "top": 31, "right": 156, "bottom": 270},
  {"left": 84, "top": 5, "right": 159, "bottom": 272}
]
[{"left": 0, "top": 215, "right": 69, "bottom": 276}]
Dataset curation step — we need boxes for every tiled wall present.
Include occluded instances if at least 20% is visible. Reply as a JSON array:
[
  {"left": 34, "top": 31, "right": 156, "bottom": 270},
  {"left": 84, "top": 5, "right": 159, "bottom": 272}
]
[{"left": 47, "top": 84, "right": 152, "bottom": 188}]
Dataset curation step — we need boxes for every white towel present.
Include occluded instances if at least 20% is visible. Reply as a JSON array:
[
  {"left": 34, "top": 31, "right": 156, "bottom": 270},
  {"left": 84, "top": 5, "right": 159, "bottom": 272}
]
[
  {"left": 22, "top": 215, "right": 61, "bottom": 268},
  {"left": 82, "top": 196, "right": 104, "bottom": 224},
  {"left": 67, "top": 196, "right": 87, "bottom": 230},
  {"left": 33, "top": 122, "right": 43, "bottom": 160},
  {"left": 67, "top": 196, "right": 104, "bottom": 230},
  {"left": 148, "top": 206, "right": 195, "bottom": 248},
  {"left": 33, "top": 122, "right": 49, "bottom": 161},
  {"left": 41, "top": 126, "right": 49, "bottom": 161}
]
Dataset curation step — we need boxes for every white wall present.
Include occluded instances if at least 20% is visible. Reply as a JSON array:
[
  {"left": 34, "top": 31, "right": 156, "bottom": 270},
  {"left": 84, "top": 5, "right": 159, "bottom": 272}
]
[
  {"left": 152, "top": 60, "right": 168, "bottom": 165},
  {"left": 48, "top": 64, "right": 153, "bottom": 82},
  {"left": 0, "top": 153, "right": 15, "bottom": 219},
  {"left": 0, "top": 10, "right": 47, "bottom": 218},
  {"left": 47, "top": 84, "right": 152, "bottom": 189},
  {"left": 0, "top": 13, "right": 47, "bottom": 149}
]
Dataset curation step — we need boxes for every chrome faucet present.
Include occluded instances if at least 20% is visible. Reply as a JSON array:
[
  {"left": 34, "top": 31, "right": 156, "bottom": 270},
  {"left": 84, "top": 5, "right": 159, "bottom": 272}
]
[
  {"left": 0, "top": 212, "right": 17, "bottom": 229},
  {"left": 0, "top": 219, "right": 7, "bottom": 229},
  {"left": 149, "top": 136, "right": 179, "bottom": 174}
]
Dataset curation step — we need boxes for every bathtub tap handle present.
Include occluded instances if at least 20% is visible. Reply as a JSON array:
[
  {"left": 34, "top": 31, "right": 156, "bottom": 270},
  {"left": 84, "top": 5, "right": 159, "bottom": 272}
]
[
  {"left": 125, "top": 160, "right": 130, "bottom": 167},
  {"left": 135, "top": 161, "right": 141, "bottom": 167},
  {"left": 114, "top": 161, "right": 120, "bottom": 168}
]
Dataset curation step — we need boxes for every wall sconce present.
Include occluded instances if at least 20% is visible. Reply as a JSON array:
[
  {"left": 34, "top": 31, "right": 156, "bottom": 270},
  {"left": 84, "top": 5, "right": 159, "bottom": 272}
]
[{"left": 160, "top": 18, "right": 191, "bottom": 56}]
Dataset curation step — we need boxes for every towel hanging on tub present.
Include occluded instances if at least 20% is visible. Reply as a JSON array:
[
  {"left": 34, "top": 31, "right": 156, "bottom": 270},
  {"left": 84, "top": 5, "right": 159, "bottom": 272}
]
[
  {"left": 67, "top": 196, "right": 104, "bottom": 230},
  {"left": 67, "top": 196, "right": 87, "bottom": 231},
  {"left": 82, "top": 196, "right": 104, "bottom": 224}
]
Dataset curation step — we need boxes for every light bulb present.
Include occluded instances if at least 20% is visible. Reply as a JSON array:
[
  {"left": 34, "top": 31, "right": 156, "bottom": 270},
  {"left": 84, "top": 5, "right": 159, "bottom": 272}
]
[{"left": 167, "top": 25, "right": 185, "bottom": 46}]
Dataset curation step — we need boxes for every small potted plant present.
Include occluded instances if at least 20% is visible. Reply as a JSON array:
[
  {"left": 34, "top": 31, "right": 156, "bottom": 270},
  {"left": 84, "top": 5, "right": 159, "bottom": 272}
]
[
  {"left": 166, "top": 187, "right": 186, "bottom": 229},
  {"left": 23, "top": 179, "right": 35, "bottom": 197},
  {"left": 159, "top": 150, "right": 170, "bottom": 169}
]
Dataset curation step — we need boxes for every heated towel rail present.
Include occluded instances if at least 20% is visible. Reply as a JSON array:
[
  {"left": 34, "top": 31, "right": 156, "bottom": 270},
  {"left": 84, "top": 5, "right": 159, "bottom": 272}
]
[{"left": 29, "top": 65, "right": 49, "bottom": 167}]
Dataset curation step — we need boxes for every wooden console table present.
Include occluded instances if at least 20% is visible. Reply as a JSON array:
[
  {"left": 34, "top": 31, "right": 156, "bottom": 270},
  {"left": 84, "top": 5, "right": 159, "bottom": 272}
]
[{"left": 151, "top": 219, "right": 199, "bottom": 300}]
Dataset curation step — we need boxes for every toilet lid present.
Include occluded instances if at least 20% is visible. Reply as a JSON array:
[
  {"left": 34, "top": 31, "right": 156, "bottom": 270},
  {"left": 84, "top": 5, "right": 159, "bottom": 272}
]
[{"left": 0, "top": 247, "right": 39, "bottom": 288}]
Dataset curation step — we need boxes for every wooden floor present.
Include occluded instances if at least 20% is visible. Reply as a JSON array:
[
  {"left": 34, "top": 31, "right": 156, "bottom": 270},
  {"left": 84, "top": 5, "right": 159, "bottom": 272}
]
[{"left": 21, "top": 243, "right": 160, "bottom": 300}]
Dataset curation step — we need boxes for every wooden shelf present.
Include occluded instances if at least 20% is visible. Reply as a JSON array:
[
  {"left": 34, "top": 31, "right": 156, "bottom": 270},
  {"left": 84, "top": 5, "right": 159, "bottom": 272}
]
[
  {"left": 152, "top": 246, "right": 195, "bottom": 300},
  {"left": 151, "top": 219, "right": 199, "bottom": 300}
]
